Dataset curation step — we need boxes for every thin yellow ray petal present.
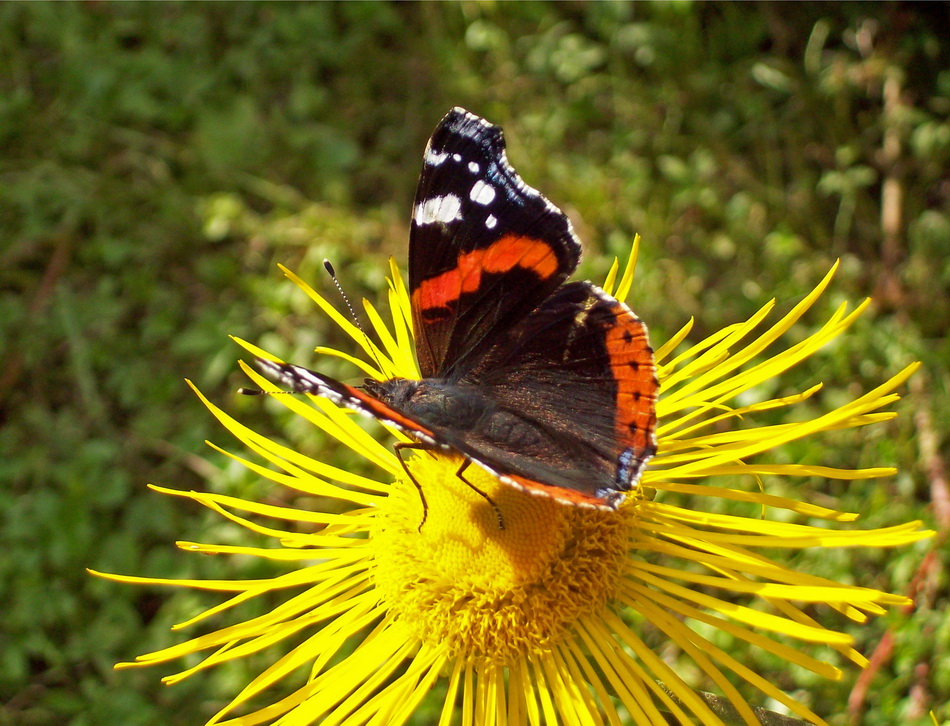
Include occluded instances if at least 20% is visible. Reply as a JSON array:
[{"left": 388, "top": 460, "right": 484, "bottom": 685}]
[
  {"left": 213, "top": 684, "right": 308, "bottom": 726},
  {"left": 558, "top": 639, "right": 625, "bottom": 726},
  {"left": 488, "top": 661, "right": 504, "bottom": 726},
  {"left": 664, "top": 297, "right": 868, "bottom": 414},
  {"left": 206, "top": 363, "right": 399, "bottom": 480},
  {"left": 312, "top": 346, "right": 383, "bottom": 380},
  {"left": 547, "top": 646, "right": 604, "bottom": 726},
  {"left": 438, "top": 657, "right": 465, "bottom": 726},
  {"left": 147, "top": 484, "right": 374, "bottom": 543},
  {"left": 575, "top": 621, "right": 670, "bottom": 724},
  {"left": 657, "top": 317, "right": 739, "bottom": 379},
  {"left": 206, "top": 603, "right": 389, "bottom": 725},
  {"left": 614, "top": 234, "right": 641, "bottom": 302},
  {"left": 601, "top": 257, "right": 620, "bottom": 297},
  {"left": 660, "top": 263, "right": 841, "bottom": 408},
  {"left": 627, "top": 598, "right": 762, "bottom": 725},
  {"left": 288, "top": 639, "right": 415, "bottom": 726},
  {"left": 361, "top": 296, "right": 405, "bottom": 378},
  {"left": 629, "top": 533, "right": 875, "bottom": 601},
  {"left": 658, "top": 383, "right": 823, "bottom": 442},
  {"left": 507, "top": 658, "right": 533, "bottom": 726},
  {"left": 175, "top": 541, "right": 362, "bottom": 562},
  {"left": 653, "top": 316, "right": 694, "bottom": 366},
  {"left": 358, "top": 645, "right": 446, "bottom": 726},
  {"left": 115, "top": 569, "right": 364, "bottom": 647},
  {"left": 577, "top": 617, "right": 705, "bottom": 724},
  {"left": 165, "top": 558, "right": 372, "bottom": 633},
  {"left": 205, "top": 452, "right": 378, "bottom": 518},
  {"left": 283, "top": 620, "right": 409, "bottom": 726},
  {"left": 474, "top": 659, "right": 495, "bottom": 726},
  {"left": 166, "top": 485, "right": 363, "bottom": 547},
  {"left": 191, "top": 373, "right": 391, "bottom": 495},
  {"left": 591, "top": 617, "right": 721, "bottom": 724},
  {"left": 206, "top": 440, "right": 379, "bottom": 508},
  {"left": 617, "top": 580, "right": 842, "bottom": 680},
  {"left": 567, "top": 632, "right": 658, "bottom": 724},
  {"left": 493, "top": 662, "right": 507, "bottom": 726},
  {"left": 509, "top": 654, "right": 541, "bottom": 726},
  {"left": 279, "top": 264, "right": 397, "bottom": 369},
  {"left": 304, "top": 604, "right": 393, "bottom": 681},
  {"left": 534, "top": 653, "right": 582, "bottom": 726},
  {"left": 659, "top": 300, "right": 776, "bottom": 396},
  {"left": 148, "top": 484, "right": 364, "bottom": 528},
  {"left": 229, "top": 335, "right": 281, "bottom": 362},
  {"left": 654, "top": 463, "right": 892, "bottom": 482},
  {"left": 462, "top": 662, "right": 475, "bottom": 726},
  {"left": 135, "top": 569, "right": 374, "bottom": 667},
  {"left": 640, "top": 502, "right": 930, "bottom": 549},
  {"left": 657, "top": 363, "right": 920, "bottom": 479},
  {"left": 164, "top": 583, "right": 377, "bottom": 684},
  {"left": 631, "top": 560, "right": 902, "bottom": 604},
  {"left": 388, "top": 257, "right": 414, "bottom": 340},
  {"left": 704, "top": 563, "right": 876, "bottom": 653},
  {"left": 90, "top": 568, "right": 291, "bottom": 594},
  {"left": 191, "top": 572, "right": 373, "bottom": 648},
  {"left": 630, "top": 567, "right": 855, "bottom": 643},
  {"left": 527, "top": 655, "right": 559, "bottom": 726},
  {"left": 704, "top": 646, "right": 830, "bottom": 725},
  {"left": 645, "top": 480, "right": 856, "bottom": 520},
  {"left": 631, "top": 527, "right": 885, "bottom": 646},
  {"left": 386, "top": 286, "right": 419, "bottom": 378},
  {"left": 632, "top": 586, "right": 831, "bottom": 724},
  {"left": 653, "top": 418, "right": 898, "bottom": 470}
]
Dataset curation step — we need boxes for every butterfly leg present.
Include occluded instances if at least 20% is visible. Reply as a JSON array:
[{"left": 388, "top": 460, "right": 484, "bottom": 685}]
[
  {"left": 456, "top": 459, "right": 505, "bottom": 531},
  {"left": 393, "top": 442, "right": 430, "bottom": 531}
]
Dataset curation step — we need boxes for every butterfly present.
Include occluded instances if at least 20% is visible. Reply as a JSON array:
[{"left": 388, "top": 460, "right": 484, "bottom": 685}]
[{"left": 257, "top": 107, "right": 657, "bottom": 528}]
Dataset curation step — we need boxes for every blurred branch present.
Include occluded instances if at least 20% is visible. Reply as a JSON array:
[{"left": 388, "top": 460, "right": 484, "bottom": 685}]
[
  {"left": 0, "top": 233, "right": 72, "bottom": 411},
  {"left": 876, "top": 69, "right": 905, "bottom": 309},
  {"left": 850, "top": 372, "right": 948, "bottom": 721}
]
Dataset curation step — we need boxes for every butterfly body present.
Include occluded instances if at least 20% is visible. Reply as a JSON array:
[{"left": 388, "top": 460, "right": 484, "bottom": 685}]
[{"left": 260, "top": 108, "right": 658, "bottom": 513}]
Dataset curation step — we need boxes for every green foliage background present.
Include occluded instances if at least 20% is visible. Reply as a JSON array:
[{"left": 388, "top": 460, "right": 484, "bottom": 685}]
[{"left": 1, "top": 3, "right": 947, "bottom": 725}]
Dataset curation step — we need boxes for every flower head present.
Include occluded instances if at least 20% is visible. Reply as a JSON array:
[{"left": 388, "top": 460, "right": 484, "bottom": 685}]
[{"left": 95, "top": 239, "right": 930, "bottom": 725}]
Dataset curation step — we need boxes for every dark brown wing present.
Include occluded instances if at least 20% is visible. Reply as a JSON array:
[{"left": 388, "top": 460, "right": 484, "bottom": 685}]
[
  {"left": 409, "top": 108, "right": 580, "bottom": 380},
  {"left": 459, "top": 281, "right": 658, "bottom": 502}
]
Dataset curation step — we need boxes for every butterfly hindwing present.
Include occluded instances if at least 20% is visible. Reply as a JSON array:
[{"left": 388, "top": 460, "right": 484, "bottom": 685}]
[{"left": 457, "top": 281, "right": 658, "bottom": 502}]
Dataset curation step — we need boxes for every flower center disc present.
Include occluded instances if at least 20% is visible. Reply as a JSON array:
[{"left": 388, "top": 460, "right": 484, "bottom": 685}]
[{"left": 372, "top": 454, "right": 631, "bottom": 662}]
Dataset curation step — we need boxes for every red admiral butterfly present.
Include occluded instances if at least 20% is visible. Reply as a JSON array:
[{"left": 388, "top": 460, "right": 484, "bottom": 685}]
[{"left": 258, "top": 108, "right": 657, "bottom": 525}]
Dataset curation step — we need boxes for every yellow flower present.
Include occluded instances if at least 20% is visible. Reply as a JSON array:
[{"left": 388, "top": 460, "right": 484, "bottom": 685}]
[{"left": 94, "top": 238, "right": 930, "bottom": 725}]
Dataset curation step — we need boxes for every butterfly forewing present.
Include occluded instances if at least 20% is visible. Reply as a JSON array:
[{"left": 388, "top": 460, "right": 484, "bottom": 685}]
[{"left": 409, "top": 108, "right": 581, "bottom": 379}]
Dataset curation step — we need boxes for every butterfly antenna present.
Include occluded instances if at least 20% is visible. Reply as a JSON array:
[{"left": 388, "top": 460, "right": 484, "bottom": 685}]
[
  {"left": 323, "top": 259, "right": 386, "bottom": 377},
  {"left": 237, "top": 261, "right": 383, "bottom": 397}
]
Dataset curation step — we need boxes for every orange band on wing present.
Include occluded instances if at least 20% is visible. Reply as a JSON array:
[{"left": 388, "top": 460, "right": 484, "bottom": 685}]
[
  {"left": 413, "top": 235, "right": 559, "bottom": 312},
  {"left": 603, "top": 305, "right": 658, "bottom": 453}
]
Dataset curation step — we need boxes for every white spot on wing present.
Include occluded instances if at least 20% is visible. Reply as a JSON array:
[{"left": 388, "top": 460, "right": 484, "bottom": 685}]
[
  {"left": 470, "top": 180, "right": 496, "bottom": 206},
  {"left": 452, "top": 153, "right": 462, "bottom": 162},
  {"left": 485, "top": 214, "right": 498, "bottom": 229},
  {"left": 426, "top": 148, "right": 449, "bottom": 166},
  {"left": 468, "top": 161, "right": 480, "bottom": 174},
  {"left": 414, "top": 195, "right": 463, "bottom": 225}
]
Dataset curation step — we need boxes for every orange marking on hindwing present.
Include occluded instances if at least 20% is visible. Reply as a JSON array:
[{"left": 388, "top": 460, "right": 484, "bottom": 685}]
[
  {"left": 602, "top": 303, "right": 658, "bottom": 456},
  {"left": 413, "top": 236, "right": 559, "bottom": 313}
]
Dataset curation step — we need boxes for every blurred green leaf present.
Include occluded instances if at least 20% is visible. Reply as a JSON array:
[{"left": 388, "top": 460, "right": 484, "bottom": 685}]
[{"left": 1, "top": 3, "right": 946, "bottom": 725}]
